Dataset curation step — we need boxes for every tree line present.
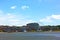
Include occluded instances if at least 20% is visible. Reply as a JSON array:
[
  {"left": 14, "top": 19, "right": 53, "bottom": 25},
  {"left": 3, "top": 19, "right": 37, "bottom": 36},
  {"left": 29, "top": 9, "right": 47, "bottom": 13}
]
[{"left": 0, "top": 23, "right": 60, "bottom": 32}]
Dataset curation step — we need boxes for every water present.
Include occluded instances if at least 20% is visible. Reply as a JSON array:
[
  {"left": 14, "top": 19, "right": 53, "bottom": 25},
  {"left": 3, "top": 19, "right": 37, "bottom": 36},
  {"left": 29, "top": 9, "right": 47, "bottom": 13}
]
[{"left": 0, "top": 32, "right": 60, "bottom": 40}]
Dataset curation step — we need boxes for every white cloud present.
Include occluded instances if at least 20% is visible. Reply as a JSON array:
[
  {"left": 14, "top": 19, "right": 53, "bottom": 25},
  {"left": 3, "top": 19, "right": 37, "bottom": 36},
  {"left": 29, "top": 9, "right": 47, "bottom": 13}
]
[
  {"left": 10, "top": 6, "right": 16, "bottom": 9},
  {"left": 40, "top": 15, "right": 60, "bottom": 22},
  {"left": 51, "top": 15, "right": 60, "bottom": 19},
  {"left": 40, "top": 16, "right": 52, "bottom": 23},
  {"left": 40, "top": 15, "right": 60, "bottom": 25},
  {"left": 0, "top": 10, "right": 35, "bottom": 26},
  {"left": 21, "top": 5, "right": 29, "bottom": 10}
]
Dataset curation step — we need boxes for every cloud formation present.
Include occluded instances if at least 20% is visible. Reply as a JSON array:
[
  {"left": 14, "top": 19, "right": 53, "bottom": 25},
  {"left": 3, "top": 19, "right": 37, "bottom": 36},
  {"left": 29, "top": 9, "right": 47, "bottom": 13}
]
[
  {"left": 0, "top": 10, "right": 35, "bottom": 26},
  {"left": 21, "top": 5, "right": 29, "bottom": 10},
  {"left": 40, "top": 14, "right": 60, "bottom": 22},
  {"left": 40, "top": 17, "right": 52, "bottom": 22},
  {"left": 51, "top": 15, "right": 60, "bottom": 19},
  {"left": 10, "top": 6, "right": 16, "bottom": 9},
  {"left": 40, "top": 14, "right": 60, "bottom": 25}
]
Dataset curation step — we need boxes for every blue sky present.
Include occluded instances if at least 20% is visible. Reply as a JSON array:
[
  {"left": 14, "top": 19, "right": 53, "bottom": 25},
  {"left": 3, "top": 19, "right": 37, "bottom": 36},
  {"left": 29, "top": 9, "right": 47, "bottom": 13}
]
[{"left": 0, "top": 0, "right": 60, "bottom": 26}]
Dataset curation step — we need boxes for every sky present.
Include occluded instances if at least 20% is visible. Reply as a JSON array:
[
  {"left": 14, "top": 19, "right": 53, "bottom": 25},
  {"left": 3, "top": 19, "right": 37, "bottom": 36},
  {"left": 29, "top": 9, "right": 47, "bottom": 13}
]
[{"left": 0, "top": 0, "right": 60, "bottom": 26}]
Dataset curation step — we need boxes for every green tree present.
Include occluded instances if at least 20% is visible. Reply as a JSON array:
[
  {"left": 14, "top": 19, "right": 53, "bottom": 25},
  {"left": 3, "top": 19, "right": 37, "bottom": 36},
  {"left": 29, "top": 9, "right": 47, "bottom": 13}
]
[{"left": 27, "top": 23, "right": 39, "bottom": 31}]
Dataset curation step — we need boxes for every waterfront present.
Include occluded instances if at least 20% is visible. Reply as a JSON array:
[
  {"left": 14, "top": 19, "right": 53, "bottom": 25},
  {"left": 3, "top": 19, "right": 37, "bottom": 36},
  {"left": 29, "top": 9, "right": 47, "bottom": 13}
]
[{"left": 0, "top": 32, "right": 60, "bottom": 40}]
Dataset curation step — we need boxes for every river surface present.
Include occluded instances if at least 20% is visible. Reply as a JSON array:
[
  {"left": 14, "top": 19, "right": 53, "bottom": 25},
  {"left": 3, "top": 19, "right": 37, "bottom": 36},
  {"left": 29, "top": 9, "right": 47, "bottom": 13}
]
[{"left": 0, "top": 32, "right": 60, "bottom": 40}]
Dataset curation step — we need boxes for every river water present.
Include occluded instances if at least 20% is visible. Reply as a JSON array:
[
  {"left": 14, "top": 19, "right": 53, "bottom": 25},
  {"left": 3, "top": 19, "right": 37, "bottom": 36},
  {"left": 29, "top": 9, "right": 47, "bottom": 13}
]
[{"left": 0, "top": 32, "right": 60, "bottom": 40}]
